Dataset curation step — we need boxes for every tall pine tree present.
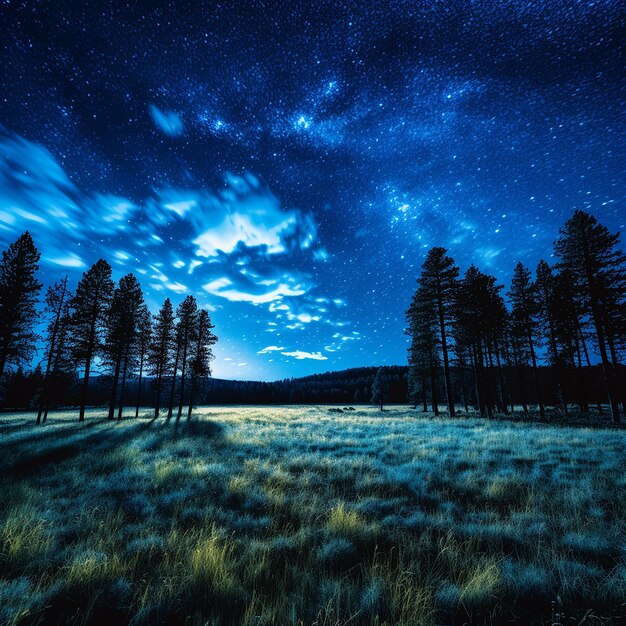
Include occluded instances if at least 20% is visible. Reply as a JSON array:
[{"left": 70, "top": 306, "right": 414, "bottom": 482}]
[
  {"left": 508, "top": 262, "right": 545, "bottom": 419},
  {"left": 0, "top": 232, "right": 42, "bottom": 380},
  {"left": 370, "top": 367, "right": 389, "bottom": 410},
  {"left": 535, "top": 260, "right": 568, "bottom": 416},
  {"left": 416, "top": 247, "right": 459, "bottom": 416},
  {"left": 37, "top": 275, "right": 72, "bottom": 424},
  {"left": 175, "top": 296, "right": 198, "bottom": 421},
  {"left": 103, "top": 273, "right": 145, "bottom": 420},
  {"left": 148, "top": 298, "right": 175, "bottom": 419},
  {"left": 70, "top": 259, "right": 114, "bottom": 421},
  {"left": 187, "top": 309, "right": 217, "bottom": 419},
  {"left": 554, "top": 210, "right": 626, "bottom": 422}
]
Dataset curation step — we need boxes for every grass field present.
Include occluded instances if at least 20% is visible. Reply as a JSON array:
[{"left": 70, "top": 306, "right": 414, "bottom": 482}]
[{"left": 1, "top": 406, "right": 625, "bottom": 625}]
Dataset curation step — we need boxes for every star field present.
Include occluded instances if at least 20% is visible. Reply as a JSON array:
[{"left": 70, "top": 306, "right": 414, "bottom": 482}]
[{"left": 0, "top": 1, "right": 623, "bottom": 379}]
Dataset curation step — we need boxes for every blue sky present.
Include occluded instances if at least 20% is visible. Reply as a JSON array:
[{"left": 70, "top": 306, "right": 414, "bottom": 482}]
[{"left": 0, "top": 1, "right": 623, "bottom": 380}]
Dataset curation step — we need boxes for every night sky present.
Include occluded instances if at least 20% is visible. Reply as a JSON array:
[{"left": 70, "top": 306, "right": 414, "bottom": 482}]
[{"left": 0, "top": 1, "right": 623, "bottom": 380}]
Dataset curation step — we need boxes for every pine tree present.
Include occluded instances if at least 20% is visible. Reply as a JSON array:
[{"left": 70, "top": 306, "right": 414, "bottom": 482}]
[
  {"left": 37, "top": 275, "right": 72, "bottom": 424},
  {"left": 406, "top": 285, "right": 440, "bottom": 414},
  {"left": 552, "top": 269, "right": 590, "bottom": 414},
  {"left": 453, "top": 266, "right": 504, "bottom": 418},
  {"left": 187, "top": 309, "right": 217, "bottom": 420},
  {"left": 371, "top": 367, "right": 389, "bottom": 410},
  {"left": 103, "top": 273, "right": 145, "bottom": 420},
  {"left": 416, "top": 247, "right": 459, "bottom": 416},
  {"left": 70, "top": 259, "right": 114, "bottom": 421},
  {"left": 554, "top": 210, "right": 626, "bottom": 422},
  {"left": 175, "top": 296, "right": 198, "bottom": 421},
  {"left": 535, "top": 260, "right": 568, "bottom": 416},
  {"left": 0, "top": 232, "right": 42, "bottom": 381},
  {"left": 148, "top": 298, "right": 175, "bottom": 419},
  {"left": 508, "top": 262, "right": 545, "bottom": 419}
]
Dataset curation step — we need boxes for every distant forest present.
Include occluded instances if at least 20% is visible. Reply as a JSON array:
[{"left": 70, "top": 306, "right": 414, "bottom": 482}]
[{"left": 0, "top": 209, "right": 624, "bottom": 423}]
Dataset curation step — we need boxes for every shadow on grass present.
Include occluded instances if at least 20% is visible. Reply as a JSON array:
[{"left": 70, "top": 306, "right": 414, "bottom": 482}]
[{"left": 1, "top": 415, "right": 224, "bottom": 477}]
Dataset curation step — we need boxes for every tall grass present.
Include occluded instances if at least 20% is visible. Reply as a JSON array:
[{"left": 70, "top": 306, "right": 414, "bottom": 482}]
[{"left": 0, "top": 406, "right": 624, "bottom": 624}]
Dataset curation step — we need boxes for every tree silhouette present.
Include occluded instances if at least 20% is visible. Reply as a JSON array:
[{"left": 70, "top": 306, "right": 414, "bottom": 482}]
[
  {"left": 454, "top": 266, "right": 505, "bottom": 418},
  {"left": 175, "top": 296, "right": 198, "bottom": 421},
  {"left": 103, "top": 273, "right": 145, "bottom": 420},
  {"left": 187, "top": 309, "right": 217, "bottom": 420},
  {"left": 416, "top": 247, "right": 459, "bottom": 416},
  {"left": 371, "top": 367, "right": 389, "bottom": 410},
  {"left": 37, "top": 275, "right": 71, "bottom": 424},
  {"left": 535, "top": 260, "right": 568, "bottom": 416},
  {"left": 554, "top": 210, "right": 626, "bottom": 423},
  {"left": 0, "top": 232, "right": 42, "bottom": 382},
  {"left": 406, "top": 286, "right": 440, "bottom": 414},
  {"left": 148, "top": 298, "right": 175, "bottom": 419},
  {"left": 508, "top": 262, "right": 545, "bottom": 419},
  {"left": 70, "top": 259, "right": 114, "bottom": 421}
]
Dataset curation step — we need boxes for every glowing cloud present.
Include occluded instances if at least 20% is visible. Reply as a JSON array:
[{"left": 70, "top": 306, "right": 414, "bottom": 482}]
[
  {"left": 202, "top": 276, "right": 307, "bottom": 304},
  {"left": 190, "top": 174, "right": 316, "bottom": 258}
]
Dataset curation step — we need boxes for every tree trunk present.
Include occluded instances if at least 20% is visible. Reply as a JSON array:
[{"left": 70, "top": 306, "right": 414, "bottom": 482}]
[
  {"left": 487, "top": 340, "right": 503, "bottom": 414},
  {"left": 573, "top": 338, "right": 588, "bottom": 414},
  {"left": 117, "top": 349, "right": 129, "bottom": 420},
  {"left": 429, "top": 355, "right": 439, "bottom": 415},
  {"left": 607, "top": 335, "right": 626, "bottom": 417},
  {"left": 478, "top": 341, "right": 493, "bottom": 418},
  {"left": 437, "top": 293, "right": 455, "bottom": 416},
  {"left": 472, "top": 344, "right": 487, "bottom": 417},
  {"left": 578, "top": 324, "right": 602, "bottom": 413},
  {"left": 547, "top": 316, "right": 567, "bottom": 416},
  {"left": 469, "top": 347, "right": 482, "bottom": 414},
  {"left": 177, "top": 328, "right": 190, "bottom": 421},
  {"left": 79, "top": 304, "right": 99, "bottom": 422},
  {"left": 459, "top": 363, "right": 469, "bottom": 413},
  {"left": 581, "top": 237, "right": 620, "bottom": 422},
  {"left": 527, "top": 328, "right": 545, "bottom": 419},
  {"left": 135, "top": 348, "right": 145, "bottom": 419},
  {"left": 154, "top": 369, "right": 163, "bottom": 419},
  {"left": 187, "top": 375, "right": 197, "bottom": 420},
  {"left": 167, "top": 342, "right": 181, "bottom": 419},
  {"left": 79, "top": 346, "right": 94, "bottom": 422},
  {"left": 108, "top": 350, "right": 122, "bottom": 420},
  {"left": 493, "top": 340, "right": 509, "bottom": 414},
  {"left": 37, "top": 277, "right": 68, "bottom": 425}
]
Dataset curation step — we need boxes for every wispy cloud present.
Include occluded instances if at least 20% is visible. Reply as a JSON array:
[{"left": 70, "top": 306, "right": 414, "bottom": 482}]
[
  {"left": 257, "top": 345, "right": 285, "bottom": 354},
  {"left": 149, "top": 105, "right": 184, "bottom": 136},
  {"left": 0, "top": 129, "right": 325, "bottom": 305},
  {"left": 281, "top": 350, "right": 328, "bottom": 361}
]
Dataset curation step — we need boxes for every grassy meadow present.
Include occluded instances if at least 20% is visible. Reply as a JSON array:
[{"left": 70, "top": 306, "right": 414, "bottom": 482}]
[{"left": 1, "top": 406, "right": 625, "bottom": 625}]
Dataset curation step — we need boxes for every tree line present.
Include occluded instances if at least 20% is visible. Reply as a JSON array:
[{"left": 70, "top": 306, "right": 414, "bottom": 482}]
[
  {"left": 0, "top": 209, "right": 623, "bottom": 422},
  {"left": 405, "top": 210, "right": 626, "bottom": 423},
  {"left": 0, "top": 234, "right": 217, "bottom": 422}
]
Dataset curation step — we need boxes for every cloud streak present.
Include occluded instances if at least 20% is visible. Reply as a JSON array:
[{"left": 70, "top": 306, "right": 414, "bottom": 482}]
[
  {"left": 149, "top": 105, "right": 184, "bottom": 136},
  {"left": 257, "top": 345, "right": 285, "bottom": 354},
  {"left": 281, "top": 350, "right": 328, "bottom": 361}
]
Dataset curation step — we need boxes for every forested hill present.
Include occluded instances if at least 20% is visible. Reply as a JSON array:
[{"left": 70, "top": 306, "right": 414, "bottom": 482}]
[{"left": 205, "top": 365, "right": 409, "bottom": 405}]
